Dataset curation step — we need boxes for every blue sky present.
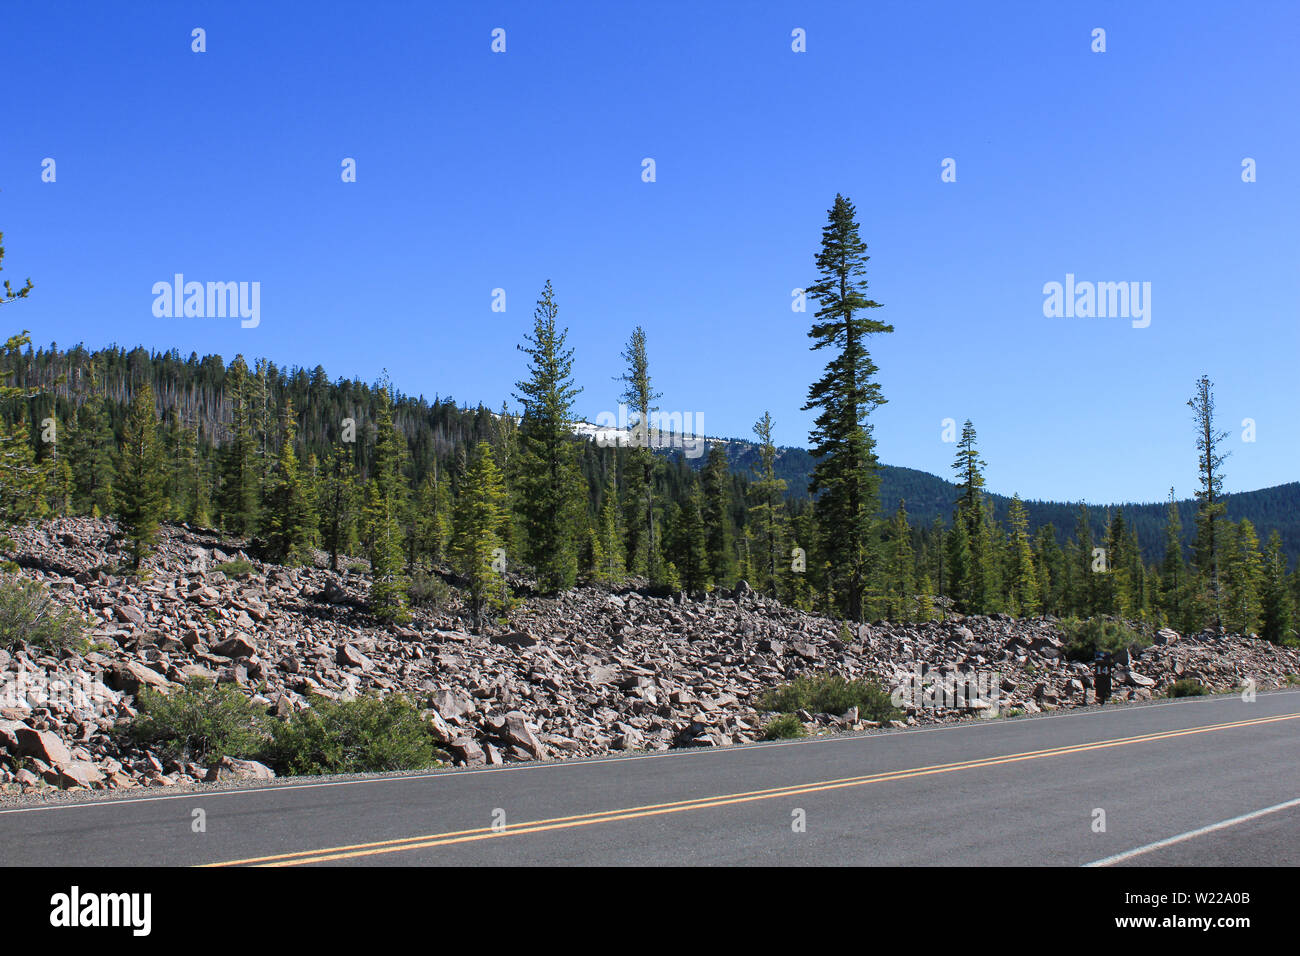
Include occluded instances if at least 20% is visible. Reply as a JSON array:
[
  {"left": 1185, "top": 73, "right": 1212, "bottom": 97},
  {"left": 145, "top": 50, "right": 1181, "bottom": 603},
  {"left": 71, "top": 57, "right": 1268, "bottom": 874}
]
[{"left": 2, "top": 1, "right": 1297, "bottom": 503}]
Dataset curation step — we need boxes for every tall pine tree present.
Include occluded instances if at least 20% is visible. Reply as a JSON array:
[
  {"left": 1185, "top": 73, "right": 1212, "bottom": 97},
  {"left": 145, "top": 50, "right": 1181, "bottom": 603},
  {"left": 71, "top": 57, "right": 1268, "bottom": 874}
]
[
  {"left": 801, "top": 194, "right": 893, "bottom": 621},
  {"left": 513, "top": 281, "right": 586, "bottom": 592}
]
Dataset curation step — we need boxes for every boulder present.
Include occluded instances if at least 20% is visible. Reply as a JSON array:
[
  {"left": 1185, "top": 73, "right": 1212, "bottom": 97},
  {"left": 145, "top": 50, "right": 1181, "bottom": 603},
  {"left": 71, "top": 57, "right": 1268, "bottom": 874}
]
[
  {"left": 211, "top": 634, "right": 257, "bottom": 659},
  {"left": 204, "top": 756, "right": 276, "bottom": 783}
]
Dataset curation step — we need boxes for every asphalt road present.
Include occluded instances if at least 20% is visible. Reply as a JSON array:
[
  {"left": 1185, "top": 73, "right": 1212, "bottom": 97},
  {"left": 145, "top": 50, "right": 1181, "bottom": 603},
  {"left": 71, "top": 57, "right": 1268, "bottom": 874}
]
[{"left": 3, "top": 691, "right": 1298, "bottom": 866}]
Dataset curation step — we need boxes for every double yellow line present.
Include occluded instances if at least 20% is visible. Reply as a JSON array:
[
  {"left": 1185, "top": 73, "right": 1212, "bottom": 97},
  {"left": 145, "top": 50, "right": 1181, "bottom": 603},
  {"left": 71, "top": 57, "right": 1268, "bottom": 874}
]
[{"left": 204, "top": 711, "right": 1299, "bottom": 866}]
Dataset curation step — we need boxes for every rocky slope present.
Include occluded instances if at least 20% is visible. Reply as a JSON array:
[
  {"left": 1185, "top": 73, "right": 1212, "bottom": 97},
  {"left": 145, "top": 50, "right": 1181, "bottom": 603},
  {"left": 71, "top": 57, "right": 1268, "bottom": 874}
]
[{"left": 2, "top": 517, "right": 1297, "bottom": 795}]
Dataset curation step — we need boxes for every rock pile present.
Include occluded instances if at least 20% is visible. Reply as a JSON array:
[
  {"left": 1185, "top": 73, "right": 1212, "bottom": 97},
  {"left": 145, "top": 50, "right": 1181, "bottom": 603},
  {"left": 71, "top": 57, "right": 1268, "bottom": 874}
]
[{"left": 3, "top": 517, "right": 1297, "bottom": 794}]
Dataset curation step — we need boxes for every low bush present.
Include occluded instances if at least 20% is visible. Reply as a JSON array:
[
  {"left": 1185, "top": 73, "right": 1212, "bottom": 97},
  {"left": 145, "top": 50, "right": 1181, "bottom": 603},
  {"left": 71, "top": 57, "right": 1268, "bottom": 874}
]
[
  {"left": 219, "top": 559, "right": 256, "bottom": 578},
  {"left": 408, "top": 570, "right": 451, "bottom": 609},
  {"left": 0, "top": 573, "right": 88, "bottom": 654},
  {"left": 265, "top": 693, "right": 443, "bottom": 775},
  {"left": 125, "top": 678, "right": 268, "bottom": 765},
  {"left": 761, "top": 713, "right": 807, "bottom": 740},
  {"left": 1167, "top": 678, "right": 1210, "bottom": 698},
  {"left": 757, "top": 672, "right": 900, "bottom": 722},
  {"left": 1062, "top": 617, "right": 1150, "bottom": 663}
]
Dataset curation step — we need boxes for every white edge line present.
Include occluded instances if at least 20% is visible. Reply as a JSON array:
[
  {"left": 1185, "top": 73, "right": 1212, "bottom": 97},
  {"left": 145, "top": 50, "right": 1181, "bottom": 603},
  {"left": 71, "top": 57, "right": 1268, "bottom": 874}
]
[
  {"left": 1084, "top": 796, "right": 1300, "bottom": 867},
  {"left": 3, "top": 689, "right": 1295, "bottom": 816}
]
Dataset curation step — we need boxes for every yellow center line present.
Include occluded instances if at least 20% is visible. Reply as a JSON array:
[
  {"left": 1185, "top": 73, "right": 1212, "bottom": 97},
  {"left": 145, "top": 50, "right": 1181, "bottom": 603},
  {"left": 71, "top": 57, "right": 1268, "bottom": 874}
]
[{"left": 201, "top": 711, "right": 1299, "bottom": 867}]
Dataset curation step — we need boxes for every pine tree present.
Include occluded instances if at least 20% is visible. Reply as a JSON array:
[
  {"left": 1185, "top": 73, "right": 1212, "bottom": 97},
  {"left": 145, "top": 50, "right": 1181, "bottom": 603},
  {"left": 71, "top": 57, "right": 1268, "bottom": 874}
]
[
  {"left": 0, "top": 332, "right": 46, "bottom": 532},
  {"left": 1004, "top": 494, "right": 1040, "bottom": 616},
  {"left": 1222, "top": 518, "right": 1263, "bottom": 636},
  {"left": 513, "top": 281, "right": 586, "bottom": 592},
  {"left": 413, "top": 464, "right": 452, "bottom": 569},
  {"left": 1188, "top": 375, "right": 1229, "bottom": 629},
  {"left": 669, "top": 484, "right": 709, "bottom": 593},
  {"left": 320, "top": 443, "right": 360, "bottom": 572},
  {"left": 1033, "top": 523, "right": 1065, "bottom": 617},
  {"left": 950, "top": 421, "right": 990, "bottom": 612},
  {"left": 748, "top": 412, "right": 788, "bottom": 599},
  {"left": 1259, "top": 530, "right": 1295, "bottom": 644},
  {"left": 217, "top": 356, "right": 261, "bottom": 536},
  {"left": 617, "top": 327, "right": 662, "bottom": 582},
  {"left": 66, "top": 393, "right": 116, "bottom": 516},
  {"left": 946, "top": 514, "right": 973, "bottom": 612},
  {"left": 884, "top": 500, "right": 916, "bottom": 621},
  {"left": 701, "top": 442, "right": 734, "bottom": 588},
  {"left": 365, "top": 388, "right": 410, "bottom": 622},
  {"left": 0, "top": 231, "right": 35, "bottom": 307},
  {"left": 113, "top": 381, "right": 165, "bottom": 570},
  {"left": 263, "top": 400, "right": 316, "bottom": 565},
  {"left": 452, "top": 442, "right": 510, "bottom": 632},
  {"left": 801, "top": 195, "right": 893, "bottom": 621},
  {"left": 595, "top": 467, "right": 624, "bottom": 585}
]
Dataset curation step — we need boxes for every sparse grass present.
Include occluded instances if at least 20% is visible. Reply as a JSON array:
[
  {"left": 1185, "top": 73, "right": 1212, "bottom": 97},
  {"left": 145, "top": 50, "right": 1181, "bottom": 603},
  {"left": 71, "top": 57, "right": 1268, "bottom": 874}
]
[
  {"left": 1284, "top": 674, "right": 1300, "bottom": 687},
  {"left": 1167, "top": 678, "right": 1210, "bottom": 698},
  {"left": 757, "top": 672, "right": 901, "bottom": 722},
  {"left": 1005, "top": 707, "right": 1025, "bottom": 718},
  {"left": 760, "top": 713, "right": 807, "bottom": 740}
]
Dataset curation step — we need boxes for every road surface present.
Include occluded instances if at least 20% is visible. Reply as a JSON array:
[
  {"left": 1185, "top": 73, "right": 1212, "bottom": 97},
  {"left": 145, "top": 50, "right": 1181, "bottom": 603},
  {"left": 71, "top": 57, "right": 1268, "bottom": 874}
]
[{"left": 2, "top": 690, "right": 1298, "bottom": 866}]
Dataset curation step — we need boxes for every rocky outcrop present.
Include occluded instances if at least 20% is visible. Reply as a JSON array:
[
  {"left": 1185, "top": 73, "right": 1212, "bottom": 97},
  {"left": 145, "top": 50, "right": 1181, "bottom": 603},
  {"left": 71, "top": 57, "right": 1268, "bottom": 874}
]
[{"left": 2, "top": 517, "right": 1298, "bottom": 795}]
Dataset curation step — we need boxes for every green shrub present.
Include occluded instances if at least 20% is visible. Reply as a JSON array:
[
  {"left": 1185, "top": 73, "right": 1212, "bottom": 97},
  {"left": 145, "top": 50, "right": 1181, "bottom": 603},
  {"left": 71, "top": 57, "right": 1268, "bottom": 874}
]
[
  {"left": 408, "top": 570, "right": 451, "bottom": 609},
  {"left": 1062, "top": 617, "right": 1150, "bottom": 663},
  {"left": 757, "top": 672, "right": 900, "bottom": 722},
  {"left": 761, "top": 713, "right": 807, "bottom": 740},
  {"left": 265, "top": 693, "right": 443, "bottom": 775},
  {"left": 125, "top": 678, "right": 268, "bottom": 765},
  {"left": 1167, "top": 678, "right": 1210, "bottom": 698},
  {"left": 0, "top": 574, "right": 88, "bottom": 653},
  {"left": 220, "top": 559, "right": 255, "bottom": 578}
]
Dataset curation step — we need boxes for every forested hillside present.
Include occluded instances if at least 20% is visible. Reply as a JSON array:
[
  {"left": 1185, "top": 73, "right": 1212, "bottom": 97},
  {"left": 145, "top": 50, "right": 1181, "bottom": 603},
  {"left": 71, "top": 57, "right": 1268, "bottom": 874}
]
[
  {"left": 700, "top": 440, "right": 1300, "bottom": 567},
  {"left": 3, "top": 198, "right": 1297, "bottom": 641}
]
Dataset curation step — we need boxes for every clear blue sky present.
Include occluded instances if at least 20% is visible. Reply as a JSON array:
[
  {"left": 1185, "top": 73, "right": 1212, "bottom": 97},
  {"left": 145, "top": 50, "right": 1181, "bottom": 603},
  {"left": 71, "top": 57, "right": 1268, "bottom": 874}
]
[{"left": 3, "top": 1, "right": 1296, "bottom": 503}]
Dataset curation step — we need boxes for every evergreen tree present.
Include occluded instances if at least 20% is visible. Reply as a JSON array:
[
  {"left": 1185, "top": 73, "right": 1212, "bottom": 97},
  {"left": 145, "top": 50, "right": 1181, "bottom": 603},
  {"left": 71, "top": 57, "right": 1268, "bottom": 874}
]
[
  {"left": 0, "top": 332, "right": 45, "bottom": 531},
  {"left": 0, "top": 231, "right": 34, "bottom": 307},
  {"left": 883, "top": 500, "right": 915, "bottom": 621},
  {"left": 1004, "top": 494, "right": 1040, "bottom": 616},
  {"left": 513, "top": 281, "right": 586, "bottom": 592},
  {"left": 595, "top": 467, "right": 624, "bottom": 585},
  {"left": 413, "top": 463, "right": 452, "bottom": 568},
  {"left": 1188, "top": 375, "right": 1229, "bottom": 629},
  {"left": 1259, "top": 530, "right": 1295, "bottom": 644},
  {"left": 616, "top": 327, "right": 662, "bottom": 581},
  {"left": 1158, "top": 488, "right": 1188, "bottom": 627},
  {"left": 946, "top": 514, "right": 973, "bottom": 612},
  {"left": 66, "top": 392, "right": 116, "bottom": 516},
  {"left": 1222, "top": 518, "right": 1263, "bottom": 636},
  {"left": 263, "top": 400, "right": 316, "bottom": 565},
  {"left": 801, "top": 194, "right": 893, "bottom": 621},
  {"left": 669, "top": 483, "right": 709, "bottom": 593},
  {"left": 748, "top": 412, "right": 788, "bottom": 598},
  {"left": 217, "top": 356, "right": 261, "bottom": 536},
  {"left": 452, "top": 442, "right": 510, "bottom": 632},
  {"left": 701, "top": 441, "right": 734, "bottom": 588},
  {"left": 364, "top": 388, "right": 410, "bottom": 622},
  {"left": 320, "top": 443, "right": 360, "bottom": 572},
  {"left": 113, "top": 382, "right": 165, "bottom": 570}
]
